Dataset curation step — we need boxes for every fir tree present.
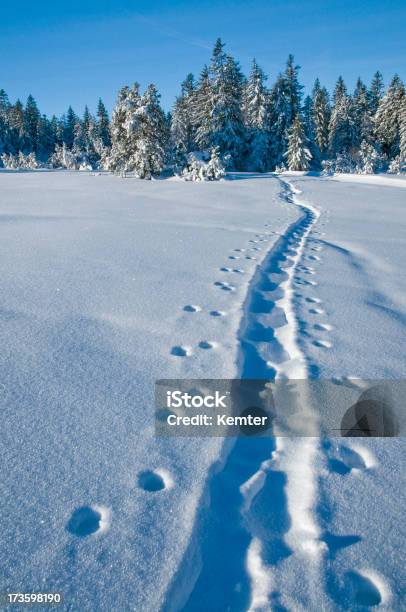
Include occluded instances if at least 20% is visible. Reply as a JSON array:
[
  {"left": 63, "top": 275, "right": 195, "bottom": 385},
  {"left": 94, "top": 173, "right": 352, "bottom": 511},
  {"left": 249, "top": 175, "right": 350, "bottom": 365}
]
[
  {"left": 133, "top": 84, "right": 168, "bottom": 179},
  {"left": 170, "top": 73, "right": 196, "bottom": 169},
  {"left": 353, "top": 78, "right": 374, "bottom": 146},
  {"left": 285, "top": 114, "right": 312, "bottom": 170},
  {"left": 244, "top": 59, "right": 270, "bottom": 171},
  {"left": 96, "top": 99, "right": 111, "bottom": 147},
  {"left": 311, "top": 79, "right": 330, "bottom": 159},
  {"left": 24, "top": 95, "right": 40, "bottom": 152},
  {"left": 369, "top": 71, "right": 384, "bottom": 115},
  {"left": 209, "top": 39, "right": 246, "bottom": 168},
  {"left": 375, "top": 74, "right": 405, "bottom": 159},
  {"left": 194, "top": 65, "right": 213, "bottom": 150},
  {"left": 64, "top": 106, "right": 77, "bottom": 149},
  {"left": 329, "top": 77, "right": 356, "bottom": 157}
]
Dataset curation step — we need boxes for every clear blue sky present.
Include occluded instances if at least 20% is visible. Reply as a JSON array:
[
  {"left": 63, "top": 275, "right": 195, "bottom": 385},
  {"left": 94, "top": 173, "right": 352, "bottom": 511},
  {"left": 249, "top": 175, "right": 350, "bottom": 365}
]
[{"left": 1, "top": 0, "right": 405, "bottom": 118}]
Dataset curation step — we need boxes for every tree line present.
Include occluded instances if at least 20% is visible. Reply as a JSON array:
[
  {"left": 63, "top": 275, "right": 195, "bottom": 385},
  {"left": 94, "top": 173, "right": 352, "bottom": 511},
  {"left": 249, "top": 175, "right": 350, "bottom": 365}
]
[{"left": 1, "top": 38, "right": 405, "bottom": 177}]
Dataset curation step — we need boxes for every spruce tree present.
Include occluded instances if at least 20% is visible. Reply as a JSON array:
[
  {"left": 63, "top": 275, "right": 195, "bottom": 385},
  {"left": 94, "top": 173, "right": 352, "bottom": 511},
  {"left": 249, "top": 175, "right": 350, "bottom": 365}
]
[
  {"left": 96, "top": 99, "right": 111, "bottom": 147},
  {"left": 133, "top": 84, "right": 168, "bottom": 179},
  {"left": 369, "top": 71, "right": 384, "bottom": 115},
  {"left": 285, "top": 115, "right": 312, "bottom": 170},
  {"left": 244, "top": 59, "right": 270, "bottom": 171},
  {"left": 170, "top": 73, "right": 196, "bottom": 169},
  {"left": 209, "top": 39, "right": 245, "bottom": 168},
  {"left": 23, "top": 95, "right": 41, "bottom": 152},
  {"left": 64, "top": 106, "right": 77, "bottom": 149},
  {"left": 353, "top": 78, "right": 373, "bottom": 146},
  {"left": 194, "top": 65, "right": 213, "bottom": 150},
  {"left": 311, "top": 79, "right": 330, "bottom": 159},
  {"left": 375, "top": 74, "right": 405, "bottom": 159},
  {"left": 329, "top": 77, "right": 356, "bottom": 157}
]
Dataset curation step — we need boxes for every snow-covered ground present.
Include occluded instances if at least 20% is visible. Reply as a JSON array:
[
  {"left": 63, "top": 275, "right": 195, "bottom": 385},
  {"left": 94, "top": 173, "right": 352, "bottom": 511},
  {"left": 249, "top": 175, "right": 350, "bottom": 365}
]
[{"left": 0, "top": 170, "right": 404, "bottom": 611}]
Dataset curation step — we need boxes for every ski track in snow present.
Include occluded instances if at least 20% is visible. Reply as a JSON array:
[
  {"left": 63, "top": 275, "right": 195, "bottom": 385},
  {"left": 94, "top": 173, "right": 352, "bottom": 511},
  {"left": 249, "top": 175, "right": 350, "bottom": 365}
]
[{"left": 168, "top": 177, "right": 387, "bottom": 612}]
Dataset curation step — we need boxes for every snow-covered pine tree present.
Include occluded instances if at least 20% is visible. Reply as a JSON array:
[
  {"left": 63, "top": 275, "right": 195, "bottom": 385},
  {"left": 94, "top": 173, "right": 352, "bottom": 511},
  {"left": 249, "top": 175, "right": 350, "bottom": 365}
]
[
  {"left": 353, "top": 78, "right": 374, "bottom": 146},
  {"left": 285, "top": 114, "right": 311, "bottom": 170},
  {"left": 209, "top": 39, "right": 245, "bottom": 168},
  {"left": 328, "top": 76, "right": 356, "bottom": 158},
  {"left": 7, "top": 99, "right": 25, "bottom": 154},
  {"left": 107, "top": 84, "right": 141, "bottom": 174},
  {"left": 170, "top": 73, "right": 196, "bottom": 171},
  {"left": 375, "top": 74, "right": 405, "bottom": 160},
  {"left": 132, "top": 84, "right": 168, "bottom": 179},
  {"left": 37, "top": 115, "right": 56, "bottom": 161},
  {"left": 96, "top": 99, "right": 111, "bottom": 147},
  {"left": 194, "top": 65, "right": 213, "bottom": 151},
  {"left": 269, "top": 56, "right": 303, "bottom": 169},
  {"left": 63, "top": 106, "right": 77, "bottom": 149},
  {"left": 368, "top": 71, "right": 384, "bottom": 116},
  {"left": 302, "top": 94, "right": 319, "bottom": 167},
  {"left": 311, "top": 79, "right": 330, "bottom": 160},
  {"left": 24, "top": 95, "right": 40, "bottom": 153},
  {"left": 243, "top": 59, "right": 270, "bottom": 171}
]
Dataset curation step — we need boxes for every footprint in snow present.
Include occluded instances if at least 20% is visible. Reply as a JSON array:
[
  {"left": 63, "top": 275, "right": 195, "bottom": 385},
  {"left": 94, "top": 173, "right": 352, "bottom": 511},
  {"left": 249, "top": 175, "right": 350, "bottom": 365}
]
[
  {"left": 313, "top": 339, "right": 332, "bottom": 348},
  {"left": 214, "top": 281, "right": 235, "bottom": 291},
  {"left": 171, "top": 345, "right": 191, "bottom": 357},
  {"left": 309, "top": 307, "right": 325, "bottom": 315},
  {"left": 138, "top": 469, "right": 172, "bottom": 492},
  {"left": 344, "top": 570, "right": 386, "bottom": 607},
  {"left": 198, "top": 340, "right": 216, "bottom": 349},
  {"left": 183, "top": 305, "right": 201, "bottom": 313},
  {"left": 220, "top": 267, "right": 232, "bottom": 272},
  {"left": 228, "top": 255, "right": 240, "bottom": 260},
  {"left": 67, "top": 505, "right": 110, "bottom": 537},
  {"left": 210, "top": 310, "right": 226, "bottom": 317},
  {"left": 306, "top": 296, "right": 322, "bottom": 304},
  {"left": 314, "top": 323, "right": 333, "bottom": 331},
  {"left": 328, "top": 444, "right": 375, "bottom": 475}
]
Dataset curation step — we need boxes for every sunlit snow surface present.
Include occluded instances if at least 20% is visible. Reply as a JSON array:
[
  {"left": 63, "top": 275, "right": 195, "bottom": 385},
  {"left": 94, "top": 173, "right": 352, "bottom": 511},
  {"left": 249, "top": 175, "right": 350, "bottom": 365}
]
[{"left": 0, "top": 170, "right": 404, "bottom": 610}]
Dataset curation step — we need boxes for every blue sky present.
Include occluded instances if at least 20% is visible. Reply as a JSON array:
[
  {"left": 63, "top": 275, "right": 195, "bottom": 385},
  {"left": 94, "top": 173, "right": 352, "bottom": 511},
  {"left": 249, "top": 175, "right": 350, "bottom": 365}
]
[{"left": 1, "top": 0, "right": 405, "bottom": 118}]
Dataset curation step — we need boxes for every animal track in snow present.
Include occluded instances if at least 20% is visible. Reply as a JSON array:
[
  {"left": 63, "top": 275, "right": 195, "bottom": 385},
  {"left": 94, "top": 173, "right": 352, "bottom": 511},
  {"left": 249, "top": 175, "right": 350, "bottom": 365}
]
[
  {"left": 313, "top": 339, "right": 332, "bottom": 348},
  {"left": 210, "top": 310, "right": 226, "bottom": 317},
  {"left": 67, "top": 505, "right": 110, "bottom": 537},
  {"left": 198, "top": 340, "right": 216, "bottom": 350},
  {"left": 214, "top": 281, "right": 235, "bottom": 291},
  {"left": 183, "top": 305, "right": 201, "bottom": 313},
  {"left": 138, "top": 469, "right": 173, "bottom": 492},
  {"left": 314, "top": 323, "right": 333, "bottom": 331},
  {"left": 306, "top": 296, "right": 322, "bottom": 304},
  {"left": 328, "top": 444, "right": 376, "bottom": 475},
  {"left": 307, "top": 255, "right": 320, "bottom": 261},
  {"left": 309, "top": 307, "right": 325, "bottom": 315},
  {"left": 228, "top": 255, "right": 240, "bottom": 260},
  {"left": 171, "top": 345, "right": 191, "bottom": 357},
  {"left": 344, "top": 570, "right": 388, "bottom": 607},
  {"left": 220, "top": 267, "right": 232, "bottom": 272}
]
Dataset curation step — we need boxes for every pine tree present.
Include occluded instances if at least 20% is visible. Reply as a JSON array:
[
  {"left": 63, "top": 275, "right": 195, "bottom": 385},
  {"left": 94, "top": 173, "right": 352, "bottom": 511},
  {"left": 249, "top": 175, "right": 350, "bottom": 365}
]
[
  {"left": 353, "top": 78, "right": 374, "bottom": 146},
  {"left": 244, "top": 59, "right": 270, "bottom": 171},
  {"left": 269, "top": 56, "right": 303, "bottom": 168},
  {"left": 133, "top": 84, "right": 168, "bottom": 179},
  {"left": 209, "top": 39, "right": 245, "bottom": 168},
  {"left": 108, "top": 84, "right": 141, "bottom": 173},
  {"left": 302, "top": 94, "right": 319, "bottom": 167},
  {"left": 311, "top": 79, "right": 330, "bottom": 159},
  {"left": 285, "top": 115, "right": 312, "bottom": 170},
  {"left": 328, "top": 77, "right": 356, "bottom": 157},
  {"left": 369, "top": 71, "right": 384, "bottom": 116},
  {"left": 375, "top": 74, "right": 405, "bottom": 159},
  {"left": 64, "top": 106, "right": 77, "bottom": 149},
  {"left": 194, "top": 65, "right": 213, "bottom": 150},
  {"left": 96, "top": 99, "right": 111, "bottom": 147},
  {"left": 24, "top": 95, "right": 40, "bottom": 152},
  {"left": 170, "top": 73, "right": 196, "bottom": 169},
  {"left": 37, "top": 115, "right": 56, "bottom": 161}
]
